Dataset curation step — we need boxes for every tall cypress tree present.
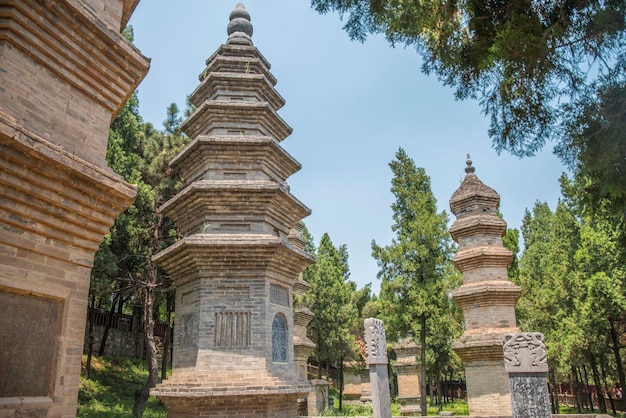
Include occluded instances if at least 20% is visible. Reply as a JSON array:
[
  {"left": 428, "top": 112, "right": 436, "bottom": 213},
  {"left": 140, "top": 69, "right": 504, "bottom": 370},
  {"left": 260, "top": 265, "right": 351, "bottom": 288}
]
[
  {"left": 306, "top": 233, "right": 359, "bottom": 411},
  {"left": 372, "top": 148, "right": 455, "bottom": 415}
]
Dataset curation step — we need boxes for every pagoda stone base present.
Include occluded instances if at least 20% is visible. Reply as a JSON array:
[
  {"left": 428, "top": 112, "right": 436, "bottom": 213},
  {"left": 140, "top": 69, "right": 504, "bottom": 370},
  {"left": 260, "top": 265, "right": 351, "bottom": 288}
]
[
  {"left": 159, "top": 393, "right": 303, "bottom": 418},
  {"left": 153, "top": 367, "right": 311, "bottom": 418},
  {"left": 398, "top": 396, "right": 422, "bottom": 415},
  {"left": 463, "top": 359, "right": 512, "bottom": 416}
]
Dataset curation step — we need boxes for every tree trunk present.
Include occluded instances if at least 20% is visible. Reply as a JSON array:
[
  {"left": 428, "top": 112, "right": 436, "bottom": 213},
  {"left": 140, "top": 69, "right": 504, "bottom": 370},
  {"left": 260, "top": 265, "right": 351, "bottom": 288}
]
[
  {"left": 438, "top": 378, "right": 443, "bottom": 410},
  {"left": 161, "top": 291, "right": 173, "bottom": 382},
  {"left": 573, "top": 366, "right": 583, "bottom": 412},
  {"left": 85, "top": 294, "right": 95, "bottom": 379},
  {"left": 610, "top": 319, "right": 626, "bottom": 391},
  {"left": 588, "top": 354, "right": 607, "bottom": 413},
  {"left": 549, "top": 369, "right": 560, "bottom": 414},
  {"left": 133, "top": 223, "right": 161, "bottom": 417},
  {"left": 600, "top": 358, "right": 616, "bottom": 415},
  {"left": 117, "top": 296, "right": 126, "bottom": 315},
  {"left": 98, "top": 294, "right": 119, "bottom": 356},
  {"left": 582, "top": 364, "right": 595, "bottom": 412},
  {"left": 420, "top": 313, "right": 427, "bottom": 416},
  {"left": 338, "top": 358, "right": 344, "bottom": 412}
]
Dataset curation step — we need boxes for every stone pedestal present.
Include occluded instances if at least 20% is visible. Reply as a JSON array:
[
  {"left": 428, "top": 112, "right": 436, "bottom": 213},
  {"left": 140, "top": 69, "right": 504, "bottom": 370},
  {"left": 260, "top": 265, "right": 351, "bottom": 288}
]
[
  {"left": 504, "top": 332, "right": 551, "bottom": 418},
  {"left": 0, "top": 1, "right": 148, "bottom": 416},
  {"left": 394, "top": 336, "right": 422, "bottom": 415},
  {"left": 365, "top": 318, "right": 392, "bottom": 418},
  {"left": 449, "top": 156, "right": 521, "bottom": 416},
  {"left": 151, "top": 5, "right": 313, "bottom": 417},
  {"left": 308, "top": 379, "right": 330, "bottom": 416},
  {"left": 343, "top": 362, "right": 364, "bottom": 401}
]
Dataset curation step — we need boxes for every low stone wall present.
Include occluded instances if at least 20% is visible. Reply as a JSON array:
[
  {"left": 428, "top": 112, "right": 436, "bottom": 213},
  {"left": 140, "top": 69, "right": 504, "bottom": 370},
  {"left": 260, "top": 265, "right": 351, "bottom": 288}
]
[{"left": 84, "top": 324, "right": 167, "bottom": 359}]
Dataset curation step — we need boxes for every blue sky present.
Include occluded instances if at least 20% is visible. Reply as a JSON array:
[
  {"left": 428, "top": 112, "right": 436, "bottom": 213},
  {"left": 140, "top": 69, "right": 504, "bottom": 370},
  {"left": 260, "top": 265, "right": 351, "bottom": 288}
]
[{"left": 129, "top": 1, "right": 565, "bottom": 294}]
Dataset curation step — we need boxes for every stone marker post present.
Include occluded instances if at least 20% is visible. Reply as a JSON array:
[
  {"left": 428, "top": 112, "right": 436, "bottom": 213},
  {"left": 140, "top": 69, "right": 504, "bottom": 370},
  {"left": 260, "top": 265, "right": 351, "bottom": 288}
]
[
  {"left": 504, "top": 332, "right": 551, "bottom": 418},
  {"left": 364, "top": 318, "right": 392, "bottom": 418}
]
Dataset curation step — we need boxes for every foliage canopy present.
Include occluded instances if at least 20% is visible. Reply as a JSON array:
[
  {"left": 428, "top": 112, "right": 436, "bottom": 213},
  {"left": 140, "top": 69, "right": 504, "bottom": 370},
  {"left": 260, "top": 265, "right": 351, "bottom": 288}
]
[{"left": 312, "top": 0, "right": 626, "bottom": 209}]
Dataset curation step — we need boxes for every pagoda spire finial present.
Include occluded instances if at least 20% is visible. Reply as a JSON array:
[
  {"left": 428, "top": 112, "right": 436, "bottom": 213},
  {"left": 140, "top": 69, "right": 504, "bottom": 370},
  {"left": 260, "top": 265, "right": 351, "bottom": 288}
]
[
  {"left": 465, "top": 153, "right": 475, "bottom": 174},
  {"left": 227, "top": 3, "right": 253, "bottom": 42}
]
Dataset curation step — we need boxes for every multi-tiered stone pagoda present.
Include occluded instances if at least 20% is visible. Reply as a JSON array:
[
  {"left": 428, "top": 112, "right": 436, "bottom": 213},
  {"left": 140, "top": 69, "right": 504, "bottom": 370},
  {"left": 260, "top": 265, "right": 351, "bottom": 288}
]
[
  {"left": 151, "top": 4, "right": 314, "bottom": 416},
  {"left": 449, "top": 156, "right": 521, "bottom": 416}
]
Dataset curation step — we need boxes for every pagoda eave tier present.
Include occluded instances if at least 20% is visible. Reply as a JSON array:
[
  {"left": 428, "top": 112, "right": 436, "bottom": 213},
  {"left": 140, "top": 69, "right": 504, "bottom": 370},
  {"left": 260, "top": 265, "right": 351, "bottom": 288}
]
[
  {"left": 202, "top": 45, "right": 275, "bottom": 85},
  {"left": 452, "top": 246, "right": 513, "bottom": 270},
  {"left": 453, "top": 330, "right": 518, "bottom": 361},
  {"left": 160, "top": 180, "right": 310, "bottom": 233},
  {"left": 170, "top": 135, "right": 301, "bottom": 184},
  {"left": 190, "top": 72, "right": 285, "bottom": 111},
  {"left": 181, "top": 100, "right": 292, "bottom": 141},
  {"left": 293, "top": 278, "right": 312, "bottom": 294},
  {"left": 453, "top": 342, "right": 507, "bottom": 362},
  {"left": 450, "top": 186, "right": 499, "bottom": 206},
  {"left": 449, "top": 216, "right": 507, "bottom": 240},
  {"left": 293, "top": 308, "right": 314, "bottom": 327},
  {"left": 152, "top": 234, "right": 315, "bottom": 283},
  {"left": 452, "top": 281, "right": 522, "bottom": 305}
]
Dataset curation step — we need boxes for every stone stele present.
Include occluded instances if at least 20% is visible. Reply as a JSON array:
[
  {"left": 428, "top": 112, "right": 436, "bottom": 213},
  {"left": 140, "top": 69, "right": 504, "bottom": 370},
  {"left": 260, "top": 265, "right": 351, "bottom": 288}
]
[
  {"left": 504, "top": 332, "right": 551, "bottom": 418},
  {"left": 364, "top": 318, "right": 392, "bottom": 418}
]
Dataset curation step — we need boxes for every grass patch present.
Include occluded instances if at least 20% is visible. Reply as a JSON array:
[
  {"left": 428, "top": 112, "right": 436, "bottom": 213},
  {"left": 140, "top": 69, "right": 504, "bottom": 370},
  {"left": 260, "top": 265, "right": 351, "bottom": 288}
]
[
  {"left": 323, "top": 392, "right": 468, "bottom": 416},
  {"left": 428, "top": 399, "right": 469, "bottom": 415},
  {"left": 559, "top": 404, "right": 626, "bottom": 417},
  {"left": 78, "top": 355, "right": 166, "bottom": 418}
]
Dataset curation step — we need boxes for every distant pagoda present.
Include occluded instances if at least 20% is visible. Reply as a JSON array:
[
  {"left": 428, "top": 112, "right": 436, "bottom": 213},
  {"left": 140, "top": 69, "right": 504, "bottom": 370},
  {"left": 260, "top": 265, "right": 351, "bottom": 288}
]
[
  {"left": 449, "top": 156, "right": 521, "bottom": 416},
  {"left": 151, "top": 4, "right": 314, "bottom": 417}
]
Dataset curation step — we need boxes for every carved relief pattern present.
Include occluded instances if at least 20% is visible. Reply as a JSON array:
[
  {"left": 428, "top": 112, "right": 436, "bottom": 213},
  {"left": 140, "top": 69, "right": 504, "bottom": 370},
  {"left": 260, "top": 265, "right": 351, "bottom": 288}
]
[
  {"left": 364, "top": 318, "right": 388, "bottom": 364},
  {"left": 214, "top": 312, "right": 251, "bottom": 348},
  {"left": 270, "top": 284, "right": 289, "bottom": 307},
  {"left": 272, "top": 314, "right": 287, "bottom": 362},
  {"left": 503, "top": 332, "right": 548, "bottom": 373},
  {"left": 509, "top": 375, "right": 552, "bottom": 418},
  {"left": 180, "top": 314, "right": 195, "bottom": 349}
]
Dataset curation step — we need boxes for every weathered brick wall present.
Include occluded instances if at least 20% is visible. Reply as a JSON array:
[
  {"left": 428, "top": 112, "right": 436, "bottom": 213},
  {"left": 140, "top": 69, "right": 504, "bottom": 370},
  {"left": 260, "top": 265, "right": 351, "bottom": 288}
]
[
  {"left": 342, "top": 368, "right": 363, "bottom": 400},
  {"left": 0, "top": 131, "right": 136, "bottom": 416},
  {"left": 165, "top": 394, "right": 300, "bottom": 418},
  {"left": 464, "top": 360, "right": 512, "bottom": 416},
  {"left": 0, "top": 1, "right": 148, "bottom": 416},
  {"left": 396, "top": 366, "right": 420, "bottom": 400}
]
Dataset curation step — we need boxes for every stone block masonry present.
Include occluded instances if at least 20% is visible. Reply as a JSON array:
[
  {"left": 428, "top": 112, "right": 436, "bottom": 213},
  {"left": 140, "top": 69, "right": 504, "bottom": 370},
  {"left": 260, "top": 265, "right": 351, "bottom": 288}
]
[{"left": 0, "top": 1, "right": 149, "bottom": 416}]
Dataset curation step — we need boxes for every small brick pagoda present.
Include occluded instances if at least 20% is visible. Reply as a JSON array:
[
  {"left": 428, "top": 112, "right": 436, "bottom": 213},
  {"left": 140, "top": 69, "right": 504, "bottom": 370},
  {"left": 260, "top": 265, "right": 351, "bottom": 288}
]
[
  {"left": 449, "top": 155, "right": 521, "bottom": 416},
  {"left": 393, "top": 335, "right": 422, "bottom": 415},
  {"left": 151, "top": 4, "right": 314, "bottom": 417}
]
